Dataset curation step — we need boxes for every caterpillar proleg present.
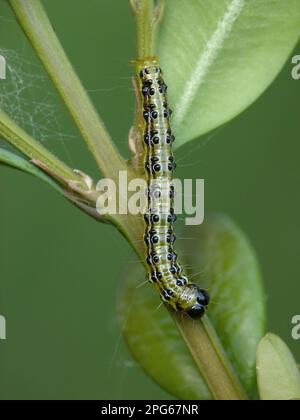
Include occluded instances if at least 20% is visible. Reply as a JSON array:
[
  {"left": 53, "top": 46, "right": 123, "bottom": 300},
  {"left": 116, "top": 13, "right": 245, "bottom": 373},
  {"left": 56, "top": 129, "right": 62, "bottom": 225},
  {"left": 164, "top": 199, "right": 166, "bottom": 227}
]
[{"left": 136, "top": 58, "right": 210, "bottom": 318}]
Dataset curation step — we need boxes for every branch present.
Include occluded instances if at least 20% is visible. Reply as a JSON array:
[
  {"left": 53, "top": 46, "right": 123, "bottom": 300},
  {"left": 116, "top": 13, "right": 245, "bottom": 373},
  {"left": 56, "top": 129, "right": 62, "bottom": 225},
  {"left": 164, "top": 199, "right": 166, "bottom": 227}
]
[
  {"left": 0, "top": 147, "right": 63, "bottom": 194},
  {"left": 130, "top": 0, "right": 165, "bottom": 59},
  {"left": 0, "top": 109, "right": 81, "bottom": 186},
  {"left": 8, "top": 0, "right": 127, "bottom": 181},
  {"left": 130, "top": 0, "right": 247, "bottom": 400},
  {"left": 173, "top": 313, "right": 247, "bottom": 400}
]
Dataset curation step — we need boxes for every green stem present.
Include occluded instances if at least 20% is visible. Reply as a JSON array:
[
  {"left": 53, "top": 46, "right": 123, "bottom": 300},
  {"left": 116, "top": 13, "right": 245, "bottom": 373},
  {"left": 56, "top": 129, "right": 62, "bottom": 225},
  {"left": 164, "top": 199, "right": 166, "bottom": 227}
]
[
  {"left": 0, "top": 147, "right": 63, "bottom": 194},
  {"left": 4, "top": 0, "right": 248, "bottom": 400},
  {"left": 8, "top": 0, "right": 127, "bottom": 181},
  {"left": 130, "top": 0, "right": 247, "bottom": 400},
  {"left": 7, "top": 0, "right": 146, "bottom": 249},
  {"left": 0, "top": 109, "right": 80, "bottom": 185},
  {"left": 173, "top": 313, "right": 247, "bottom": 400},
  {"left": 131, "top": 240, "right": 247, "bottom": 400},
  {"left": 130, "top": 0, "right": 165, "bottom": 59}
]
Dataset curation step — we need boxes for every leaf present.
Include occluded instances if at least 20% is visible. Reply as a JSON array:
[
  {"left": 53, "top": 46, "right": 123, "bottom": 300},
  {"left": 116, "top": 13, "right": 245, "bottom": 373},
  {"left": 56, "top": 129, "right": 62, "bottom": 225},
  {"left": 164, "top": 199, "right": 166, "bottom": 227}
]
[
  {"left": 257, "top": 333, "right": 300, "bottom": 400},
  {"left": 0, "top": 147, "right": 62, "bottom": 193},
  {"left": 118, "top": 214, "right": 265, "bottom": 399},
  {"left": 119, "top": 272, "right": 212, "bottom": 400},
  {"left": 158, "top": 0, "right": 300, "bottom": 147},
  {"left": 182, "top": 215, "right": 266, "bottom": 394}
]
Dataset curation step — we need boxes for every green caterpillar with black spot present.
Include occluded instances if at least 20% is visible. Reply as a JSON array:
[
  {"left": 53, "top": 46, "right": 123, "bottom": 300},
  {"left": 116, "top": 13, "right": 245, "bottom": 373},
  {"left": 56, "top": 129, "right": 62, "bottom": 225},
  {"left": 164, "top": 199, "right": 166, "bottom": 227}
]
[{"left": 136, "top": 58, "right": 210, "bottom": 318}]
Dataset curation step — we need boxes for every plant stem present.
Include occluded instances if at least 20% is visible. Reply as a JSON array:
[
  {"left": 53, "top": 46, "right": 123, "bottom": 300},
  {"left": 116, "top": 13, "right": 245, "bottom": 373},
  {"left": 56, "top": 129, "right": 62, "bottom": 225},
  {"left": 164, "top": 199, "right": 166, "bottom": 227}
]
[
  {"left": 7, "top": 0, "right": 147, "bottom": 250},
  {"left": 130, "top": 0, "right": 247, "bottom": 400},
  {"left": 0, "top": 109, "right": 81, "bottom": 186},
  {"left": 130, "top": 0, "right": 165, "bottom": 59},
  {"left": 173, "top": 313, "right": 247, "bottom": 400},
  {"left": 4, "top": 0, "right": 249, "bottom": 399},
  {"left": 137, "top": 0, "right": 155, "bottom": 58},
  {"left": 8, "top": 0, "right": 127, "bottom": 181},
  {"left": 0, "top": 147, "right": 64, "bottom": 194}
]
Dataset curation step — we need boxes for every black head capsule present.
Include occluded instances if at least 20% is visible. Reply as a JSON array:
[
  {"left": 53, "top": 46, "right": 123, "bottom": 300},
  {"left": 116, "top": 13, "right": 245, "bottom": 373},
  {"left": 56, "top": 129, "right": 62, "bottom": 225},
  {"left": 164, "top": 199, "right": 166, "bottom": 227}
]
[
  {"left": 195, "top": 288, "right": 210, "bottom": 307},
  {"left": 187, "top": 304, "right": 206, "bottom": 318},
  {"left": 184, "top": 284, "right": 210, "bottom": 319}
]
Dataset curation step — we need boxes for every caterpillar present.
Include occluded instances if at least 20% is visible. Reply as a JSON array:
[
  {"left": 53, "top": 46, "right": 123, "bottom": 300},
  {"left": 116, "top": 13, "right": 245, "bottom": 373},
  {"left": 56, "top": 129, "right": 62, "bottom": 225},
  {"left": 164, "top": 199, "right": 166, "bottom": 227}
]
[{"left": 136, "top": 58, "right": 210, "bottom": 318}]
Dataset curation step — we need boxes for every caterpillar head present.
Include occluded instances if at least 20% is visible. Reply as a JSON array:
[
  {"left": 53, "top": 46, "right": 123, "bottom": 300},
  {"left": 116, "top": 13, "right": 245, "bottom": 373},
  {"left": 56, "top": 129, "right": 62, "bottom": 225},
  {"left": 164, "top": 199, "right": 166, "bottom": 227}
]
[{"left": 178, "top": 284, "right": 210, "bottom": 318}]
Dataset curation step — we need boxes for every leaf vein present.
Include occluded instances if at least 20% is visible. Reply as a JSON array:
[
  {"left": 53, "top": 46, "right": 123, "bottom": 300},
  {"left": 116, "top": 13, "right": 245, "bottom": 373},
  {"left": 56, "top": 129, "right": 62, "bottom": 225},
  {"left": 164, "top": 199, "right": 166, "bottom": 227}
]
[{"left": 174, "top": 0, "right": 245, "bottom": 127}]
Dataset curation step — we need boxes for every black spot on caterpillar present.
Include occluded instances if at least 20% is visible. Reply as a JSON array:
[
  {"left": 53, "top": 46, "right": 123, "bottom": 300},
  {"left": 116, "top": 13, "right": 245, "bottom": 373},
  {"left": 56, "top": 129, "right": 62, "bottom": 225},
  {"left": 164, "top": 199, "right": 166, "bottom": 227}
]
[{"left": 137, "top": 59, "right": 210, "bottom": 318}]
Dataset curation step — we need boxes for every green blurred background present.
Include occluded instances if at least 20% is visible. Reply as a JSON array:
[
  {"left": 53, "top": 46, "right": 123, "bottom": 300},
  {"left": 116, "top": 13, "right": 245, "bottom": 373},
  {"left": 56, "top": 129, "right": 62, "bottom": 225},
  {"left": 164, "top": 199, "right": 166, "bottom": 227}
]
[{"left": 0, "top": 0, "right": 299, "bottom": 399}]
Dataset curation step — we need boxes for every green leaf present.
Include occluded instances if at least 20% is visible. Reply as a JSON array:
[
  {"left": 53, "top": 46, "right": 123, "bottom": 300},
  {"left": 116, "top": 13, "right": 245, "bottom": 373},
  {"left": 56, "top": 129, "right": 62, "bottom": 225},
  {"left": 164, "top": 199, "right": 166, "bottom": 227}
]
[
  {"left": 183, "top": 215, "right": 266, "bottom": 394},
  {"left": 257, "top": 333, "right": 300, "bottom": 400},
  {"left": 0, "top": 147, "right": 62, "bottom": 193},
  {"left": 118, "top": 214, "right": 265, "bottom": 399},
  {"left": 119, "top": 272, "right": 212, "bottom": 400},
  {"left": 158, "top": 0, "right": 300, "bottom": 147}
]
